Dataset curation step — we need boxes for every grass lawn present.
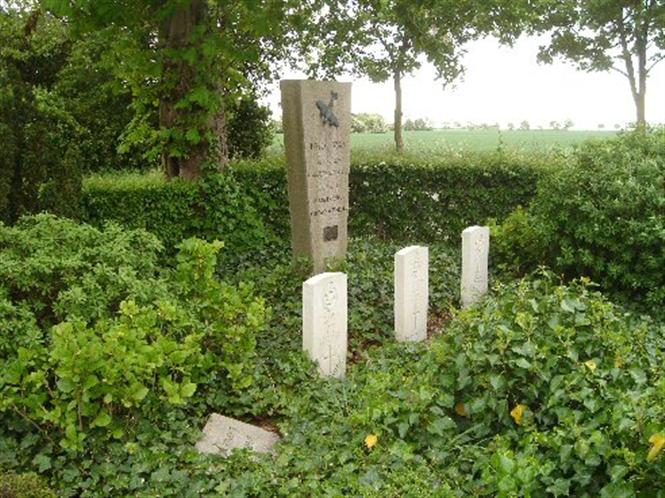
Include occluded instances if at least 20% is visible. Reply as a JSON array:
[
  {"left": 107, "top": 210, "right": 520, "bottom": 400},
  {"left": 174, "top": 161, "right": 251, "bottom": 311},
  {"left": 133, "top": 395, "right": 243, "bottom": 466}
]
[{"left": 269, "top": 129, "right": 617, "bottom": 156}]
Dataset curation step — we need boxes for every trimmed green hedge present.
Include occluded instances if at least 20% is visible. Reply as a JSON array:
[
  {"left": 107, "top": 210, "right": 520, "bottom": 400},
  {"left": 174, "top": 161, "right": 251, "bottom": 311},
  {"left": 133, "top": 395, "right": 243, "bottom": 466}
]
[
  {"left": 81, "top": 171, "right": 271, "bottom": 254},
  {"left": 349, "top": 151, "right": 550, "bottom": 241},
  {"left": 81, "top": 151, "right": 557, "bottom": 252}
]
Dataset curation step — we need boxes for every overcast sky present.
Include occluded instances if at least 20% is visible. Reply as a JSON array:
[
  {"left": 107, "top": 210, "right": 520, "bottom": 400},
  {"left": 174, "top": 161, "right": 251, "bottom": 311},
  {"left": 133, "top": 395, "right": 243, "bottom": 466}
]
[{"left": 265, "top": 35, "right": 665, "bottom": 130}]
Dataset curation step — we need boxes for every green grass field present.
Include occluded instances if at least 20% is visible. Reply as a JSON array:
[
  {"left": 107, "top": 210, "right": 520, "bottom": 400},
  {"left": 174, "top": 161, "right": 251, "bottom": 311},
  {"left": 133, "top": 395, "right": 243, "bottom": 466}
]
[{"left": 269, "top": 129, "right": 617, "bottom": 156}]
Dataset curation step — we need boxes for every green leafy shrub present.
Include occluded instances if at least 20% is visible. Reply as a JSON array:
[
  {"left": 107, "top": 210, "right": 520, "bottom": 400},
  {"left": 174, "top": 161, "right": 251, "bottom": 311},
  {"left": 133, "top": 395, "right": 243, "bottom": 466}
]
[
  {"left": 0, "top": 215, "right": 266, "bottom": 450},
  {"left": 0, "top": 213, "right": 163, "bottom": 327},
  {"left": 489, "top": 206, "right": 544, "bottom": 274},
  {"left": 439, "top": 272, "right": 664, "bottom": 495},
  {"left": 493, "top": 129, "right": 665, "bottom": 308}
]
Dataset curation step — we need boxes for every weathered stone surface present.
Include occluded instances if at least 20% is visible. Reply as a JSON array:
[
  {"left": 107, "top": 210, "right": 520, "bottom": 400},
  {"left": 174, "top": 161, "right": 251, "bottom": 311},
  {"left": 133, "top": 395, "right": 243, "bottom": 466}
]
[
  {"left": 302, "top": 272, "right": 347, "bottom": 378},
  {"left": 394, "top": 245, "right": 428, "bottom": 342},
  {"left": 461, "top": 225, "right": 490, "bottom": 308},
  {"left": 195, "top": 413, "right": 280, "bottom": 456},
  {"left": 281, "top": 80, "right": 352, "bottom": 273}
]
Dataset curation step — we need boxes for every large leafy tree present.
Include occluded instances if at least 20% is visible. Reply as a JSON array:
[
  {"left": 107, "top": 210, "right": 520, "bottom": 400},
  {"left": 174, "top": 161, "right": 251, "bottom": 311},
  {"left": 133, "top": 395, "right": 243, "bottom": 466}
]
[
  {"left": 312, "top": 0, "right": 526, "bottom": 152},
  {"left": 535, "top": 0, "right": 665, "bottom": 126},
  {"left": 43, "top": 0, "right": 315, "bottom": 179}
]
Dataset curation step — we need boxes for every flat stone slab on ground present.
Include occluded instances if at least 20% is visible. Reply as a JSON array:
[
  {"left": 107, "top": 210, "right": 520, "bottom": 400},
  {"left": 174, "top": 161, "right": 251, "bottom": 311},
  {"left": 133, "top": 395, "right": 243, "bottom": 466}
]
[{"left": 195, "top": 413, "right": 280, "bottom": 456}]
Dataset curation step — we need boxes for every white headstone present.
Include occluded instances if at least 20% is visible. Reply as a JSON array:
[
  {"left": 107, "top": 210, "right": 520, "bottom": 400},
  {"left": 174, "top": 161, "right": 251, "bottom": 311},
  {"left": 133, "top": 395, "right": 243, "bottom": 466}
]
[
  {"left": 196, "top": 414, "right": 280, "bottom": 456},
  {"left": 461, "top": 225, "right": 490, "bottom": 308},
  {"left": 302, "top": 272, "right": 347, "bottom": 378},
  {"left": 394, "top": 246, "right": 429, "bottom": 342}
]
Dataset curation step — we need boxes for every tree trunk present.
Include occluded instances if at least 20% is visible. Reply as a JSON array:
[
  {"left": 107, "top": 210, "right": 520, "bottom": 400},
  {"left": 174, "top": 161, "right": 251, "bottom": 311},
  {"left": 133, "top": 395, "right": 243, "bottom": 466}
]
[
  {"left": 393, "top": 67, "right": 404, "bottom": 153},
  {"left": 635, "top": 82, "right": 646, "bottom": 126},
  {"left": 635, "top": 22, "right": 647, "bottom": 127},
  {"left": 618, "top": 10, "right": 648, "bottom": 128},
  {"left": 159, "top": 0, "right": 227, "bottom": 180}
]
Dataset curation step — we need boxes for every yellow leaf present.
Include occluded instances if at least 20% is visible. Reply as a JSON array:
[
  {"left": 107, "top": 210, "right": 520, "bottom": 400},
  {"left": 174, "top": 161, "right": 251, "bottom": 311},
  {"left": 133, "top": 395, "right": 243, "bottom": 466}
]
[
  {"left": 647, "top": 433, "right": 665, "bottom": 461},
  {"left": 364, "top": 433, "right": 378, "bottom": 450},
  {"left": 455, "top": 402, "right": 469, "bottom": 417},
  {"left": 584, "top": 360, "right": 597, "bottom": 372},
  {"left": 510, "top": 404, "right": 527, "bottom": 425}
]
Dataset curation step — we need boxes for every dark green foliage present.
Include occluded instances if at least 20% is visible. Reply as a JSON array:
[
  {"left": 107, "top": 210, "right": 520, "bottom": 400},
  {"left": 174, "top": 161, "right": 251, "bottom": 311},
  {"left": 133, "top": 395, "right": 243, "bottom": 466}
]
[
  {"left": 0, "top": 121, "right": 15, "bottom": 221},
  {"left": 227, "top": 95, "right": 275, "bottom": 160},
  {"left": 0, "top": 472, "right": 56, "bottom": 498},
  {"left": 53, "top": 27, "right": 151, "bottom": 172},
  {"left": 0, "top": 10, "right": 82, "bottom": 223},
  {"left": 0, "top": 8, "right": 154, "bottom": 183},
  {"left": 0, "top": 83, "right": 83, "bottom": 223},
  {"left": 493, "top": 129, "right": 665, "bottom": 309}
]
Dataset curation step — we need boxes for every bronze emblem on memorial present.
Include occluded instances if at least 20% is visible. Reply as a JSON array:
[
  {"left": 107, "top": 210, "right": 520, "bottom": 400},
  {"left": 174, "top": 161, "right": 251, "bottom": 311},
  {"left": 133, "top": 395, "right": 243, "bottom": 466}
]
[{"left": 315, "top": 91, "right": 340, "bottom": 128}]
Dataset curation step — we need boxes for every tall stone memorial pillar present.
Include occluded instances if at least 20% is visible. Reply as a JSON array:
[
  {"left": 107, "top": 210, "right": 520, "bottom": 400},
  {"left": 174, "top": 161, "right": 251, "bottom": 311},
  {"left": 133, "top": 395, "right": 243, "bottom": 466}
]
[{"left": 281, "top": 80, "right": 352, "bottom": 273}]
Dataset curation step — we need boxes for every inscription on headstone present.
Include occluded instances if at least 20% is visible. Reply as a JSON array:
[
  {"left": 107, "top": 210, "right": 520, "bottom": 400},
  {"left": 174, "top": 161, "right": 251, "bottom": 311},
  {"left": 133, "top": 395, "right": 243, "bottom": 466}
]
[
  {"left": 461, "top": 226, "right": 490, "bottom": 308},
  {"left": 302, "top": 272, "right": 347, "bottom": 378},
  {"left": 394, "top": 246, "right": 429, "bottom": 342},
  {"left": 195, "top": 414, "right": 280, "bottom": 456},
  {"left": 281, "top": 80, "right": 352, "bottom": 273}
]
